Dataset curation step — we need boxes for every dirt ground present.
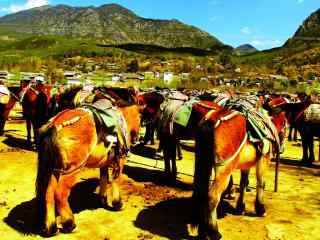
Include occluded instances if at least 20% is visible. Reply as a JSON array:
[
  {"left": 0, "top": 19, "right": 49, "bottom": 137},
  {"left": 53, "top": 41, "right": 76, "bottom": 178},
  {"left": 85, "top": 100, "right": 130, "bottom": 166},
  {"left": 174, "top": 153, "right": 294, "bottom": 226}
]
[{"left": 0, "top": 113, "right": 320, "bottom": 240}]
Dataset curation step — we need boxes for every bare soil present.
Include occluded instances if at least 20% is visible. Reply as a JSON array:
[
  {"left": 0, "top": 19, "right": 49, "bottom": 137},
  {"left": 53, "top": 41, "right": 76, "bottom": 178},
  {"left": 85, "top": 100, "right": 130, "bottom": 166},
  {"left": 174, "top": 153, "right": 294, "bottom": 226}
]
[{"left": 0, "top": 116, "right": 319, "bottom": 240}]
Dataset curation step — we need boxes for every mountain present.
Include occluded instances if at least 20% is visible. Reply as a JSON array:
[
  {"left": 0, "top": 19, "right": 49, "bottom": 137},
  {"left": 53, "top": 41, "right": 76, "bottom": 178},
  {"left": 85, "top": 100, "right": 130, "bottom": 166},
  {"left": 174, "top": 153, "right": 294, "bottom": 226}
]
[
  {"left": 285, "top": 8, "right": 320, "bottom": 47},
  {"left": 293, "top": 8, "right": 320, "bottom": 38},
  {"left": 234, "top": 44, "right": 258, "bottom": 55},
  {"left": 0, "top": 4, "right": 224, "bottom": 50}
]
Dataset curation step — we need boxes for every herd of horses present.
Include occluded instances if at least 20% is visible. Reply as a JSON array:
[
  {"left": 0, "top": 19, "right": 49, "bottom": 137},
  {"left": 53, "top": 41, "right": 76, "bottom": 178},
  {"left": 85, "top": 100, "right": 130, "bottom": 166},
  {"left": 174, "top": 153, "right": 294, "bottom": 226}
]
[{"left": 0, "top": 83, "right": 319, "bottom": 239}]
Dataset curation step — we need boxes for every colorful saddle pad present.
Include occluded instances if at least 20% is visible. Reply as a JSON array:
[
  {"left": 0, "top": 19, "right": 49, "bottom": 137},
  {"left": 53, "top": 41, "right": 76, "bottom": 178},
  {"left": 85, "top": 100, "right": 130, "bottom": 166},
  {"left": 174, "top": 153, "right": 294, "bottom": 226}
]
[
  {"left": 84, "top": 99, "right": 129, "bottom": 150},
  {"left": 304, "top": 104, "right": 320, "bottom": 123}
]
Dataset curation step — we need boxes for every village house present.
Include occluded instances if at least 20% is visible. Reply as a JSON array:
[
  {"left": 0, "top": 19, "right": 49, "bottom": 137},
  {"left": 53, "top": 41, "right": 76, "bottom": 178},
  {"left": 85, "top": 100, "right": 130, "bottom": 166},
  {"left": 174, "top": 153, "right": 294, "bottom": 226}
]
[{"left": 64, "top": 71, "right": 81, "bottom": 80}]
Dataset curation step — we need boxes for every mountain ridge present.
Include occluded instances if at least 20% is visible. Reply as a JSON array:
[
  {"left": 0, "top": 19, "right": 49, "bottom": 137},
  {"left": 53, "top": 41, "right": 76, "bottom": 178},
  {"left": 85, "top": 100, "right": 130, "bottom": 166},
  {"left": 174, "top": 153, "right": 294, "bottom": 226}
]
[{"left": 0, "top": 3, "right": 224, "bottom": 50}]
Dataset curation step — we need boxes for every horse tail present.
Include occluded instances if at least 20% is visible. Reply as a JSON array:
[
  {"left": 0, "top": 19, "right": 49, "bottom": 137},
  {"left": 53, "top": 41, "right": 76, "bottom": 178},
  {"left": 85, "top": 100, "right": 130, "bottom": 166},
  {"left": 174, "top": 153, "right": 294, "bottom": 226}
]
[
  {"left": 191, "top": 119, "right": 215, "bottom": 229},
  {"left": 35, "top": 125, "right": 59, "bottom": 223}
]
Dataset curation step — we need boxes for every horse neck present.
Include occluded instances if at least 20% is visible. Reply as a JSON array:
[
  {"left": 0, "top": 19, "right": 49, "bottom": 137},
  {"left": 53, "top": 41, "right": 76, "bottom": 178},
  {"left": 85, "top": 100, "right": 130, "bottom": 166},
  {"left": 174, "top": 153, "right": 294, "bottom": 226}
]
[
  {"left": 271, "top": 112, "right": 286, "bottom": 134},
  {"left": 3, "top": 96, "right": 17, "bottom": 119},
  {"left": 119, "top": 105, "right": 141, "bottom": 143}
]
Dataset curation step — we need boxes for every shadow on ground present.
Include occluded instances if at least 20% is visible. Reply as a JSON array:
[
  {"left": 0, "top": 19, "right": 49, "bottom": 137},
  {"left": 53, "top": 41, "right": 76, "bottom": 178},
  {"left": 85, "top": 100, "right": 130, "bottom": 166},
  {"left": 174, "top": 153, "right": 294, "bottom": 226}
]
[
  {"left": 134, "top": 197, "right": 236, "bottom": 240},
  {"left": 124, "top": 165, "right": 192, "bottom": 191},
  {"left": 131, "top": 144, "right": 159, "bottom": 160},
  {"left": 134, "top": 197, "right": 192, "bottom": 240},
  {"left": 2, "top": 134, "right": 34, "bottom": 151},
  {"left": 279, "top": 157, "right": 320, "bottom": 169},
  {"left": 4, "top": 178, "right": 101, "bottom": 235}
]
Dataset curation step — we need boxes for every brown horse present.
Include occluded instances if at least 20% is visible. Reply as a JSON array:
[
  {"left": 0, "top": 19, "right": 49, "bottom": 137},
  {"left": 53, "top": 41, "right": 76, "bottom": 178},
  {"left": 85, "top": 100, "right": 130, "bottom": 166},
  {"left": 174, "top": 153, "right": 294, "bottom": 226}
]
[
  {"left": 0, "top": 86, "right": 21, "bottom": 135},
  {"left": 21, "top": 82, "right": 52, "bottom": 146},
  {"left": 36, "top": 92, "right": 143, "bottom": 236},
  {"left": 190, "top": 100, "right": 285, "bottom": 240}
]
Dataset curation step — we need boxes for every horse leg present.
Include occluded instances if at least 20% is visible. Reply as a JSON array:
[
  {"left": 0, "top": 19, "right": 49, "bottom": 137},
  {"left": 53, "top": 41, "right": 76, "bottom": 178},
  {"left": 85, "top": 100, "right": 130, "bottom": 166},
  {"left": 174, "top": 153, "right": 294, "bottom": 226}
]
[
  {"left": 176, "top": 139, "right": 183, "bottom": 160},
  {"left": 235, "top": 169, "right": 250, "bottom": 215},
  {"left": 307, "top": 134, "right": 315, "bottom": 164},
  {"left": 110, "top": 159, "right": 125, "bottom": 211},
  {"left": 43, "top": 175, "right": 58, "bottom": 236},
  {"left": 26, "top": 119, "right": 32, "bottom": 145},
  {"left": 171, "top": 139, "right": 177, "bottom": 180},
  {"left": 255, "top": 156, "right": 267, "bottom": 217},
  {"left": 99, "top": 166, "right": 109, "bottom": 207},
  {"left": 55, "top": 173, "right": 78, "bottom": 233},
  {"left": 288, "top": 125, "right": 293, "bottom": 141},
  {"left": 293, "top": 127, "right": 298, "bottom": 141},
  {"left": 300, "top": 130, "right": 309, "bottom": 163},
  {"left": 0, "top": 118, "right": 5, "bottom": 136},
  {"left": 199, "top": 171, "right": 231, "bottom": 240},
  {"left": 222, "top": 175, "right": 234, "bottom": 200},
  {"left": 163, "top": 143, "right": 171, "bottom": 178}
]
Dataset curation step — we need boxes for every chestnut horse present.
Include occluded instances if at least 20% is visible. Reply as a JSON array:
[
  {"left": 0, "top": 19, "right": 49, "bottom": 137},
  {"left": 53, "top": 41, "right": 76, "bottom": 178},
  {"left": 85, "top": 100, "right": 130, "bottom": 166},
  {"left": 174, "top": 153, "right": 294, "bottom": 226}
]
[
  {"left": 35, "top": 92, "right": 143, "bottom": 236},
  {"left": 190, "top": 99, "right": 286, "bottom": 240},
  {"left": 0, "top": 86, "right": 21, "bottom": 135}
]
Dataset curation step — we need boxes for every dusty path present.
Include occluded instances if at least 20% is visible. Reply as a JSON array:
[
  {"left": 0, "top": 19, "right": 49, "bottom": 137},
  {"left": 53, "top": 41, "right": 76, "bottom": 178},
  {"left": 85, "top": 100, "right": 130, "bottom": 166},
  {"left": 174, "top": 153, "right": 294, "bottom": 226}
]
[{"left": 0, "top": 119, "right": 319, "bottom": 240}]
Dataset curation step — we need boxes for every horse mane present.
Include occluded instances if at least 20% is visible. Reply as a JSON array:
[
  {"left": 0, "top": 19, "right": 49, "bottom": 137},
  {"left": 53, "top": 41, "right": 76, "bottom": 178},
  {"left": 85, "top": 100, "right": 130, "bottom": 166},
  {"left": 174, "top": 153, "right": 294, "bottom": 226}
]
[
  {"left": 60, "top": 86, "right": 83, "bottom": 100},
  {"left": 95, "top": 87, "right": 138, "bottom": 107}
]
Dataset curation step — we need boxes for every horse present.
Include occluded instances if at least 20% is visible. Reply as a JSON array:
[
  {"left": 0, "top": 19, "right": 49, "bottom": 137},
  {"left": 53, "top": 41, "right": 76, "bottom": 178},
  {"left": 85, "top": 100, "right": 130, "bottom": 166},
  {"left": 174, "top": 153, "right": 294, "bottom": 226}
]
[
  {"left": 50, "top": 85, "right": 83, "bottom": 114},
  {"left": 20, "top": 82, "right": 52, "bottom": 146},
  {"left": 280, "top": 99, "right": 320, "bottom": 165},
  {"left": 190, "top": 97, "right": 286, "bottom": 240},
  {"left": 137, "top": 90, "right": 165, "bottom": 145},
  {"left": 35, "top": 89, "right": 143, "bottom": 237},
  {"left": 0, "top": 86, "right": 21, "bottom": 135},
  {"left": 157, "top": 91, "right": 194, "bottom": 180}
]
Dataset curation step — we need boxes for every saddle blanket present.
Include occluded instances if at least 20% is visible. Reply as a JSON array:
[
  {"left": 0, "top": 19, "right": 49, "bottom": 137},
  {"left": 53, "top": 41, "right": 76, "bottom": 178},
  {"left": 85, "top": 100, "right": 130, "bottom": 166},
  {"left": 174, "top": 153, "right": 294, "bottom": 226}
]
[
  {"left": 174, "top": 97, "right": 200, "bottom": 127},
  {"left": 83, "top": 99, "right": 129, "bottom": 149},
  {"left": 225, "top": 96, "right": 280, "bottom": 155},
  {"left": 304, "top": 104, "right": 320, "bottom": 123},
  {"left": 0, "top": 85, "right": 10, "bottom": 104},
  {"left": 159, "top": 92, "right": 188, "bottom": 134}
]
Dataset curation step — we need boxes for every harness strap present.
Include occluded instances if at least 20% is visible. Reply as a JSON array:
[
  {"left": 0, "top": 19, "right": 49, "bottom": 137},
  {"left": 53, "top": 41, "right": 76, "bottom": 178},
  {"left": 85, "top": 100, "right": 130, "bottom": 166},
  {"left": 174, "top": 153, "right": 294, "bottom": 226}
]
[
  {"left": 216, "top": 133, "right": 248, "bottom": 166},
  {"left": 55, "top": 116, "right": 81, "bottom": 131},
  {"left": 197, "top": 102, "right": 218, "bottom": 110},
  {"left": 214, "top": 111, "right": 239, "bottom": 128}
]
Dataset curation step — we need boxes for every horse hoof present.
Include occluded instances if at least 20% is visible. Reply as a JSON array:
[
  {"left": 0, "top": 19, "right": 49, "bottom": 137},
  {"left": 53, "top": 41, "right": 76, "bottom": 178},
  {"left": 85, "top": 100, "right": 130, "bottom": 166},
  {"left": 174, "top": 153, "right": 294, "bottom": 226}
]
[
  {"left": 235, "top": 202, "right": 246, "bottom": 215},
  {"left": 60, "top": 219, "right": 76, "bottom": 233},
  {"left": 255, "top": 201, "right": 266, "bottom": 217},
  {"left": 100, "top": 196, "right": 108, "bottom": 207},
  {"left": 112, "top": 199, "right": 123, "bottom": 211},
  {"left": 42, "top": 224, "right": 58, "bottom": 237}
]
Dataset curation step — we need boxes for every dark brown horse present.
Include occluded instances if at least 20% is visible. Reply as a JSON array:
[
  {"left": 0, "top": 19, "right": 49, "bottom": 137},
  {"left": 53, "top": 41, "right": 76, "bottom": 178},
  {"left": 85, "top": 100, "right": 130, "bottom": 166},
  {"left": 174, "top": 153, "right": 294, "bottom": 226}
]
[
  {"left": 190, "top": 100, "right": 285, "bottom": 240},
  {"left": 280, "top": 99, "right": 320, "bottom": 165},
  {"left": 19, "top": 82, "right": 52, "bottom": 145},
  {"left": 35, "top": 89, "right": 143, "bottom": 237}
]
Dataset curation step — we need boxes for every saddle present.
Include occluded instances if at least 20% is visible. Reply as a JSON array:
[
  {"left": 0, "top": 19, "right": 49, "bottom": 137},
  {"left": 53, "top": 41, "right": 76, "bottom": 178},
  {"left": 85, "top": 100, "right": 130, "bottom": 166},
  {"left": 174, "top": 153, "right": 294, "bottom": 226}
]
[
  {"left": 83, "top": 99, "right": 129, "bottom": 154},
  {"left": 304, "top": 104, "right": 320, "bottom": 123},
  {"left": 0, "top": 85, "right": 10, "bottom": 104},
  {"left": 159, "top": 92, "right": 188, "bottom": 134},
  {"left": 225, "top": 96, "right": 280, "bottom": 157}
]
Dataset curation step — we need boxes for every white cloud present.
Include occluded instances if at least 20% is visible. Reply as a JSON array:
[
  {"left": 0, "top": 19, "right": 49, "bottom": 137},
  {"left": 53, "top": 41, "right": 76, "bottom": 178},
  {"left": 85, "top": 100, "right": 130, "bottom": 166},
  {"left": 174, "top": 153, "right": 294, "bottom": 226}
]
[
  {"left": 241, "top": 27, "right": 252, "bottom": 35},
  {"left": 1, "top": 0, "right": 49, "bottom": 13},
  {"left": 250, "top": 39, "right": 282, "bottom": 49}
]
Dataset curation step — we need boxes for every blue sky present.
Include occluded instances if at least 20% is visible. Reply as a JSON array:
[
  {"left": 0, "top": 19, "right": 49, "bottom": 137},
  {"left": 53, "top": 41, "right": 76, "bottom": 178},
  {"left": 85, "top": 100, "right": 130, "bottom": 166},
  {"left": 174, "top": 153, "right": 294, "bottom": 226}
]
[{"left": 0, "top": 0, "right": 319, "bottom": 50}]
